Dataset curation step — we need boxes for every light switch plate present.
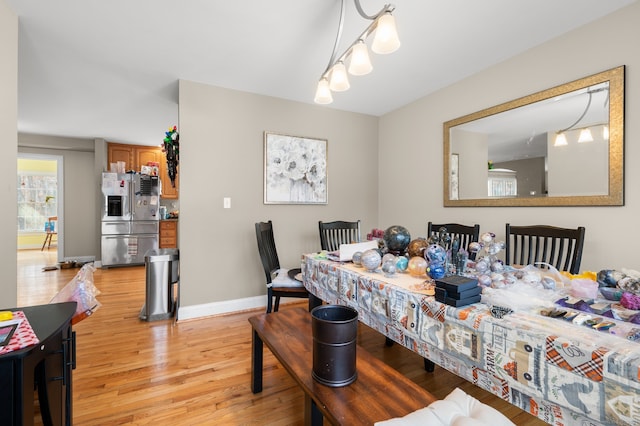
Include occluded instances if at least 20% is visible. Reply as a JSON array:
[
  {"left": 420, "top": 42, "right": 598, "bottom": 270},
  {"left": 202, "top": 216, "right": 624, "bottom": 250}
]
[{"left": 223, "top": 197, "right": 231, "bottom": 209}]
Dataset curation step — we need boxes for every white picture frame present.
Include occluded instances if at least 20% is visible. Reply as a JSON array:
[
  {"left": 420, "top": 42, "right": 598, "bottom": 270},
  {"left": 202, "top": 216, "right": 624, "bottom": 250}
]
[{"left": 264, "top": 132, "right": 328, "bottom": 204}]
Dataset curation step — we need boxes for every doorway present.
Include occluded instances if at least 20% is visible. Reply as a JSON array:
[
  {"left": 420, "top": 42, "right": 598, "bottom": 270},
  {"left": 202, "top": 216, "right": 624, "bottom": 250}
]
[{"left": 17, "top": 154, "right": 64, "bottom": 266}]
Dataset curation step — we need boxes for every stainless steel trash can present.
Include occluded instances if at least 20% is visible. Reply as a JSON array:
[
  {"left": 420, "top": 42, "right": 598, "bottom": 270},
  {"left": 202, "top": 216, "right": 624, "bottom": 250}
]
[{"left": 140, "top": 248, "right": 179, "bottom": 321}]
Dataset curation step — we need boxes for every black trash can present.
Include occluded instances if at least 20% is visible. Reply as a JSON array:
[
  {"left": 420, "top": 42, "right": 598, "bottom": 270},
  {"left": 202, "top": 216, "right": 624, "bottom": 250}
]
[{"left": 311, "top": 305, "right": 358, "bottom": 387}]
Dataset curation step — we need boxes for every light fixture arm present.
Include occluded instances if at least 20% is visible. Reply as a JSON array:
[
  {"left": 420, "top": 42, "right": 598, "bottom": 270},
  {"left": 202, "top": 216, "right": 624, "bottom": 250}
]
[
  {"left": 558, "top": 92, "right": 592, "bottom": 134},
  {"left": 320, "top": 0, "right": 396, "bottom": 78},
  {"left": 354, "top": 0, "right": 392, "bottom": 20},
  {"left": 324, "top": 0, "right": 347, "bottom": 75}
]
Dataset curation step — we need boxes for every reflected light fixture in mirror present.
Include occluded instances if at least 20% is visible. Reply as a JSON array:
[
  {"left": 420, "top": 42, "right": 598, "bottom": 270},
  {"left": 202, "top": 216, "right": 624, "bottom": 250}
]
[
  {"left": 443, "top": 66, "right": 625, "bottom": 207},
  {"left": 578, "top": 128, "right": 594, "bottom": 143}
]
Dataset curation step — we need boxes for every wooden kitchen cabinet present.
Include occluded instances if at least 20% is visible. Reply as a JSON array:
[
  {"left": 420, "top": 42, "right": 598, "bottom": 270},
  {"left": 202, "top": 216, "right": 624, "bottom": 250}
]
[
  {"left": 159, "top": 220, "right": 178, "bottom": 248},
  {"left": 107, "top": 144, "right": 133, "bottom": 169},
  {"left": 107, "top": 143, "right": 179, "bottom": 199}
]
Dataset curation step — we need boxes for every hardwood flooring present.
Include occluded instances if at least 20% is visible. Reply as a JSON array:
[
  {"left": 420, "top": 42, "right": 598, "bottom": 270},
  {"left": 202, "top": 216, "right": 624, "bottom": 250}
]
[{"left": 16, "top": 249, "right": 545, "bottom": 425}]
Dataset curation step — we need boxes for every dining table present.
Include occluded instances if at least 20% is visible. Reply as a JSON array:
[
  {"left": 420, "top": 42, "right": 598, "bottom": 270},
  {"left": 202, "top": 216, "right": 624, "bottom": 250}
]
[{"left": 301, "top": 253, "right": 640, "bottom": 426}]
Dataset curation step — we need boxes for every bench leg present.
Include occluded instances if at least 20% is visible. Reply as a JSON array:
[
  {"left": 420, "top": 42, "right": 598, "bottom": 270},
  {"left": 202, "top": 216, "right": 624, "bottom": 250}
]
[
  {"left": 251, "top": 329, "right": 263, "bottom": 393},
  {"left": 304, "top": 394, "right": 323, "bottom": 426}
]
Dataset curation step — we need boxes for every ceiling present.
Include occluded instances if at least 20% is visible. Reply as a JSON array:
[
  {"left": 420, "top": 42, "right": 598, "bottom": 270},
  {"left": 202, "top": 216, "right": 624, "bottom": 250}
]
[{"left": 7, "top": 0, "right": 636, "bottom": 146}]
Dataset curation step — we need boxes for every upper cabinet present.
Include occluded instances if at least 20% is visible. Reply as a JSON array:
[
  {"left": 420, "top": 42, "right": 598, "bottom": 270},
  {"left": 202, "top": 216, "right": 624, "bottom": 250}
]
[{"left": 107, "top": 142, "right": 179, "bottom": 199}]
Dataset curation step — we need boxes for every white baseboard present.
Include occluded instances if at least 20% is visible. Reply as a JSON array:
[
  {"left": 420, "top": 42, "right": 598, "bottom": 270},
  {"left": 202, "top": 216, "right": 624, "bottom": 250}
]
[{"left": 176, "top": 296, "right": 302, "bottom": 321}]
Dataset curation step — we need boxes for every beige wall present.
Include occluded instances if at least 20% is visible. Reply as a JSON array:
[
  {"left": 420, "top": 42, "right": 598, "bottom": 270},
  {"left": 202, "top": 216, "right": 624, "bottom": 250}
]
[
  {"left": 177, "top": 81, "right": 378, "bottom": 317},
  {"left": 378, "top": 2, "right": 639, "bottom": 272},
  {"left": 1, "top": 0, "right": 17, "bottom": 305}
]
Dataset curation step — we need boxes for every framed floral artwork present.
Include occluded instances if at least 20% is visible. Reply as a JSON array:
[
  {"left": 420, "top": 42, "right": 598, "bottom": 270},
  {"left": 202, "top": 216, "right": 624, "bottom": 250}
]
[{"left": 264, "top": 132, "right": 328, "bottom": 204}]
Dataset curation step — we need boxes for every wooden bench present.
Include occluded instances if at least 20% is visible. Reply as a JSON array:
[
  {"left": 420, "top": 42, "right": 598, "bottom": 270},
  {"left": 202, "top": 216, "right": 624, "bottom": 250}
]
[{"left": 250, "top": 307, "right": 437, "bottom": 425}]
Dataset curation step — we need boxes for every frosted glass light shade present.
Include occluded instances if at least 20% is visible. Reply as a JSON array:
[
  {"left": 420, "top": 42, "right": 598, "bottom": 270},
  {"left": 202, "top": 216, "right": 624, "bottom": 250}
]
[
  {"left": 578, "top": 128, "right": 593, "bottom": 143},
  {"left": 348, "top": 40, "right": 373, "bottom": 75},
  {"left": 372, "top": 13, "right": 400, "bottom": 54},
  {"left": 329, "top": 61, "right": 350, "bottom": 91},
  {"left": 314, "top": 78, "right": 333, "bottom": 104},
  {"left": 554, "top": 133, "right": 568, "bottom": 147}
]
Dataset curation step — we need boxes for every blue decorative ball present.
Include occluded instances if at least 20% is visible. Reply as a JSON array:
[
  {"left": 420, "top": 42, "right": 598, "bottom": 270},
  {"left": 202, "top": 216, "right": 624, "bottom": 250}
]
[
  {"left": 425, "top": 244, "right": 447, "bottom": 264},
  {"left": 395, "top": 255, "right": 409, "bottom": 272},
  {"left": 428, "top": 262, "right": 446, "bottom": 279},
  {"left": 383, "top": 225, "right": 411, "bottom": 255}
]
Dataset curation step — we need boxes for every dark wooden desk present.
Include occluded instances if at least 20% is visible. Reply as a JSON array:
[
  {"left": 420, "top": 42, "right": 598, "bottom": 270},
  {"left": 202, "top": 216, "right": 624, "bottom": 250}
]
[
  {"left": 249, "top": 307, "right": 436, "bottom": 425},
  {"left": 0, "top": 302, "right": 76, "bottom": 426}
]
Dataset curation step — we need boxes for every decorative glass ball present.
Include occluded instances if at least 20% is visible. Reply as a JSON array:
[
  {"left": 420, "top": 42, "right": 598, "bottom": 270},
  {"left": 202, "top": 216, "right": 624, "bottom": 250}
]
[
  {"left": 407, "top": 256, "right": 428, "bottom": 277},
  {"left": 475, "top": 258, "right": 490, "bottom": 273},
  {"left": 382, "top": 260, "right": 397, "bottom": 277},
  {"left": 490, "top": 260, "right": 505, "bottom": 273},
  {"left": 427, "top": 262, "right": 446, "bottom": 279},
  {"left": 383, "top": 225, "right": 411, "bottom": 254},
  {"left": 352, "top": 251, "right": 363, "bottom": 266},
  {"left": 480, "top": 232, "right": 495, "bottom": 243},
  {"left": 382, "top": 253, "right": 396, "bottom": 265},
  {"left": 425, "top": 244, "right": 447, "bottom": 264},
  {"left": 468, "top": 241, "right": 482, "bottom": 253},
  {"left": 407, "top": 238, "right": 429, "bottom": 258},
  {"left": 361, "top": 249, "right": 381, "bottom": 272},
  {"left": 395, "top": 255, "right": 409, "bottom": 272},
  {"left": 478, "top": 274, "right": 492, "bottom": 287}
]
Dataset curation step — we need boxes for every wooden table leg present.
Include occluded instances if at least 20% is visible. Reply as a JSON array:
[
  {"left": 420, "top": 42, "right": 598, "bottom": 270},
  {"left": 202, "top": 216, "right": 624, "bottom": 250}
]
[
  {"left": 424, "top": 358, "right": 435, "bottom": 372},
  {"left": 304, "top": 394, "right": 323, "bottom": 426},
  {"left": 251, "top": 329, "right": 263, "bottom": 393}
]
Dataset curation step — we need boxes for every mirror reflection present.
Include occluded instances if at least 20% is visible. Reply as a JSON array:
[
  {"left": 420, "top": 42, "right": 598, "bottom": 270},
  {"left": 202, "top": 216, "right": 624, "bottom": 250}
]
[{"left": 444, "top": 66, "right": 624, "bottom": 207}]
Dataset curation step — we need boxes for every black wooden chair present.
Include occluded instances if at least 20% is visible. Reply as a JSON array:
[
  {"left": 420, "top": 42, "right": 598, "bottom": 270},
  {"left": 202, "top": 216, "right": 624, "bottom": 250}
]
[
  {"left": 255, "top": 221, "right": 308, "bottom": 313},
  {"left": 427, "top": 222, "right": 480, "bottom": 260},
  {"left": 318, "top": 220, "right": 361, "bottom": 251},
  {"left": 505, "top": 224, "right": 586, "bottom": 274}
]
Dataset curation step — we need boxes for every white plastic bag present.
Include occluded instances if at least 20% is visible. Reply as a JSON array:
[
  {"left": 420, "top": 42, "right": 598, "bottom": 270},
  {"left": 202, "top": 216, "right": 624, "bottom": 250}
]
[{"left": 50, "top": 263, "right": 101, "bottom": 324}]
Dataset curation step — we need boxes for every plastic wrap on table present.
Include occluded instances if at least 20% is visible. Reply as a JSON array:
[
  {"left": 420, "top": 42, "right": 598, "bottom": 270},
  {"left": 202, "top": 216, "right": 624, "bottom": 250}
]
[{"left": 49, "top": 263, "right": 101, "bottom": 324}]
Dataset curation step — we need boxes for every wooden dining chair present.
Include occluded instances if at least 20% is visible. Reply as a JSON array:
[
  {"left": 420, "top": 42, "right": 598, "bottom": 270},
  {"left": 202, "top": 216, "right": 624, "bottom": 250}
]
[
  {"left": 318, "top": 220, "right": 361, "bottom": 251},
  {"left": 41, "top": 216, "right": 58, "bottom": 251},
  {"left": 427, "top": 222, "right": 480, "bottom": 260},
  {"left": 505, "top": 224, "right": 586, "bottom": 274},
  {"left": 255, "top": 221, "right": 308, "bottom": 313}
]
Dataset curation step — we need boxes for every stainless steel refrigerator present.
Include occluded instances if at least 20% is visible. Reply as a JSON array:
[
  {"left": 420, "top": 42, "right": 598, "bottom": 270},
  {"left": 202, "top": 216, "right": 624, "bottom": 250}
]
[{"left": 101, "top": 172, "right": 160, "bottom": 267}]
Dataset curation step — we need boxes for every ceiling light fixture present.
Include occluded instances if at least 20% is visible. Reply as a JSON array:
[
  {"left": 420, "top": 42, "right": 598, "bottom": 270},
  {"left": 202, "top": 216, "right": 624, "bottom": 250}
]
[{"left": 314, "top": 0, "right": 400, "bottom": 104}]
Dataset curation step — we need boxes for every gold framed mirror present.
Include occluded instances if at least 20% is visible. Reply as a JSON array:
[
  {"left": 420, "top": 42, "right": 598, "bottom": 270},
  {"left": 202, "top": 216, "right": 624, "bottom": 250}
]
[{"left": 443, "top": 66, "right": 624, "bottom": 207}]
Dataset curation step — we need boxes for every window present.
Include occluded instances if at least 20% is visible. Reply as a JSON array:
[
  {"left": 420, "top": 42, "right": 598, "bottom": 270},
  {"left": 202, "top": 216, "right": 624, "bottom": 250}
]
[{"left": 17, "top": 173, "right": 57, "bottom": 232}]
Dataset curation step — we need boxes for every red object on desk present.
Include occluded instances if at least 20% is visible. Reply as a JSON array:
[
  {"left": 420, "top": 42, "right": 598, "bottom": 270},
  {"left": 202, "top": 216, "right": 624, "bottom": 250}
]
[{"left": 0, "top": 311, "right": 39, "bottom": 355}]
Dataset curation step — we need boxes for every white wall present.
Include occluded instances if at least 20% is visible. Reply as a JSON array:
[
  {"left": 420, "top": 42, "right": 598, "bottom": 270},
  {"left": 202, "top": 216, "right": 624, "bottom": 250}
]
[
  {"left": 378, "top": 2, "right": 640, "bottom": 272},
  {"left": 0, "top": 0, "right": 17, "bottom": 305},
  {"left": 177, "top": 81, "right": 378, "bottom": 317}
]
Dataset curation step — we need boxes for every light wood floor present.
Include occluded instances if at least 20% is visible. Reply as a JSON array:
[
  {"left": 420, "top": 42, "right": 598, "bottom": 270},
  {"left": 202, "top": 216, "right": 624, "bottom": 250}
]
[{"left": 17, "top": 249, "right": 545, "bottom": 425}]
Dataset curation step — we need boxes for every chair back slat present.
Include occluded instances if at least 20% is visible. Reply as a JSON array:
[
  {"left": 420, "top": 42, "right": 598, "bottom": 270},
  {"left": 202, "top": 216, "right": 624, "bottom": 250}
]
[
  {"left": 427, "top": 222, "right": 480, "bottom": 260},
  {"left": 505, "top": 224, "right": 585, "bottom": 274},
  {"left": 319, "top": 220, "right": 361, "bottom": 252},
  {"left": 255, "top": 221, "right": 280, "bottom": 284}
]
